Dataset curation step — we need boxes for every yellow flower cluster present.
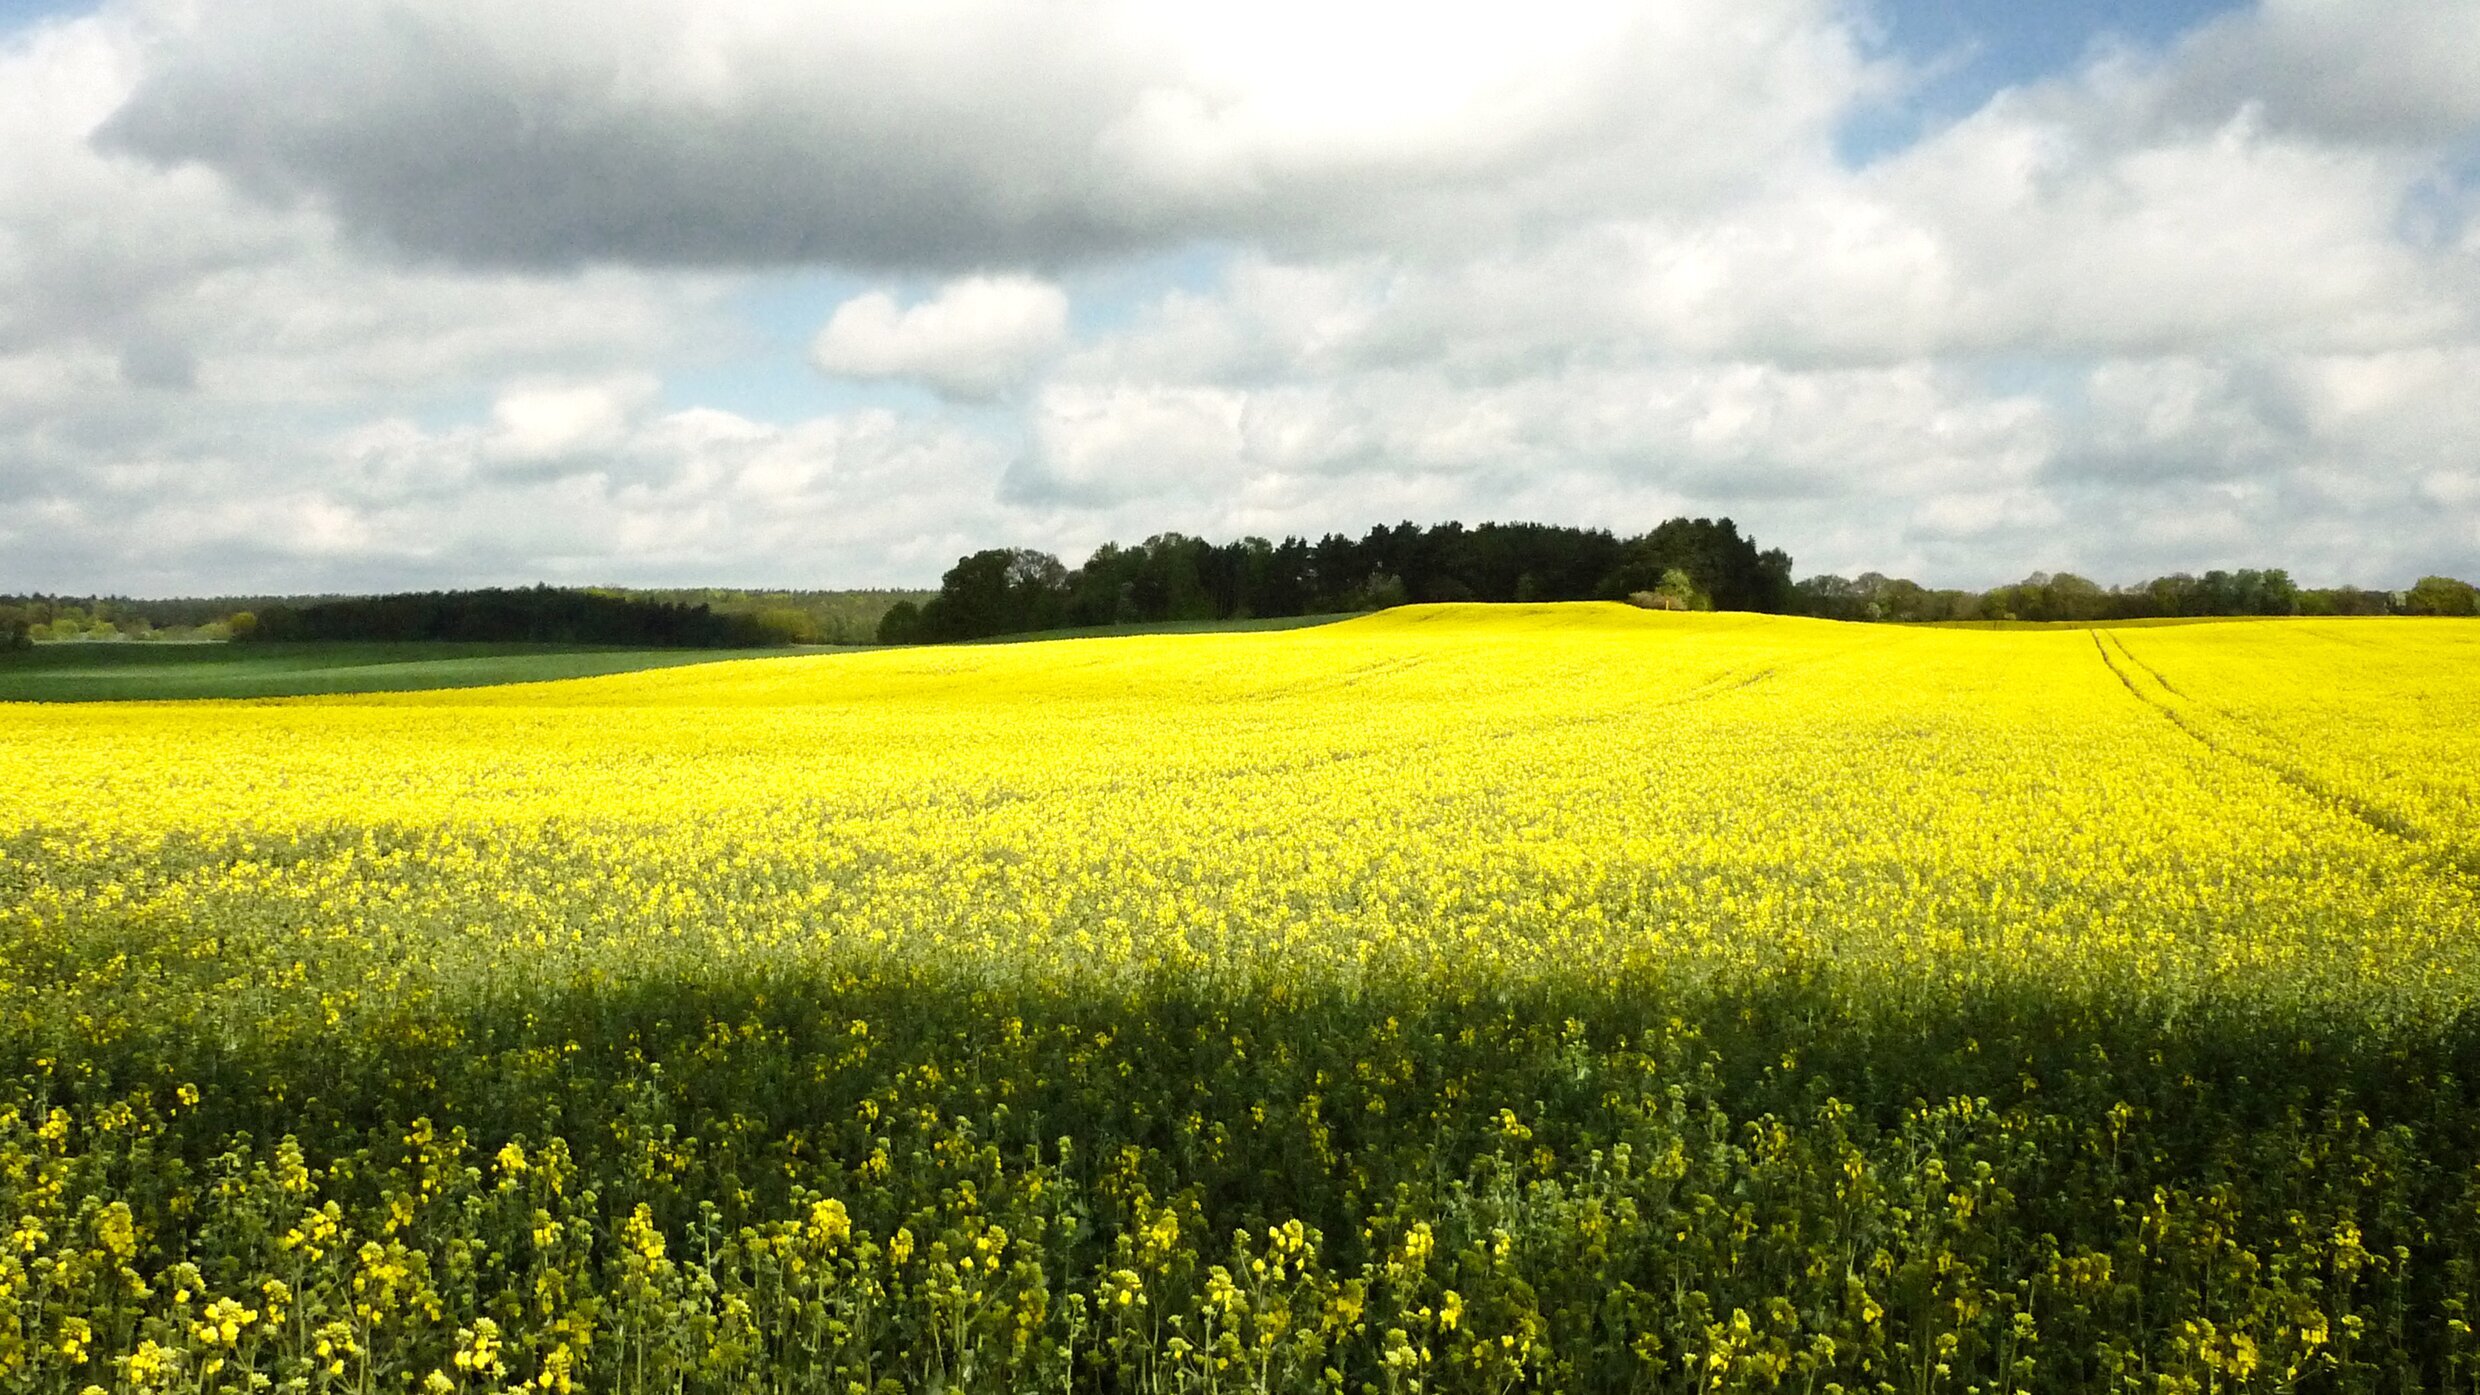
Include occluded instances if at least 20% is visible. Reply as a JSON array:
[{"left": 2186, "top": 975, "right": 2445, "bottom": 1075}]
[{"left": 6, "top": 607, "right": 2473, "bottom": 1019}]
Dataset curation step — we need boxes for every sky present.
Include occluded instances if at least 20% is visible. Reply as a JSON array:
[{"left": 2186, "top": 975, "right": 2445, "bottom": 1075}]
[{"left": 1, "top": 0, "right": 2475, "bottom": 595}]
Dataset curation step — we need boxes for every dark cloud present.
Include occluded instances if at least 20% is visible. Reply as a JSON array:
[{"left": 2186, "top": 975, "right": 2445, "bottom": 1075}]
[
  {"left": 97, "top": 3, "right": 1149, "bottom": 271},
  {"left": 2155, "top": 0, "right": 2480, "bottom": 145},
  {"left": 95, "top": 0, "right": 1864, "bottom": 272}
]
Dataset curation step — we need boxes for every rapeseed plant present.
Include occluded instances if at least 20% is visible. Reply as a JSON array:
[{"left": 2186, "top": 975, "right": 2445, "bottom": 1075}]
[{"left": 1, "top": 606, "right": 2477, "bottom": 1391}]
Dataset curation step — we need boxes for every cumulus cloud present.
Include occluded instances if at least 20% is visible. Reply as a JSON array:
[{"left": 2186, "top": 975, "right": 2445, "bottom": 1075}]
[
  {"left": 1010, "top": 383, "right": 1248, "bottom": 505},
  {"left": 488, "top": 376, "right": 660, "bottom": 461},
  {"left": 1054, "top": 102, "right": 2469, "bottom": 381},
  {"left": 1011, "top": 340, "right": 2057, "bottom": 525},
  {"left": 96, "top": 0, "right": 1872, "bottom": 270},
  {"left": 1, "top": 387, "right": 1019, "bottom": 594},
  {"left": 811, "top": 277, "right": 1068, "bottom": 401}
]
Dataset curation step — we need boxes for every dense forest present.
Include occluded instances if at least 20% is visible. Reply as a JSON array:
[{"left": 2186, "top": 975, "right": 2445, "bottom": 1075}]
[
  {"left": 241, "top": 587, "right": 782, "bottom": 647},
  {"left": 0, "top": 588, "right": 929, "bottom": 649},
  {"left": 878, "top": 518, "right": 2480, "bottom": 643}
]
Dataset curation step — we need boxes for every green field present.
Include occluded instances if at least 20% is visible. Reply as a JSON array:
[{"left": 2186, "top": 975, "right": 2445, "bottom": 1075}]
[
  {"left": 0, "top": 641, "right": 791, "bottom": 702},
  {"left": 0, "top": 623, "right": 1361, "bottom": 701}
]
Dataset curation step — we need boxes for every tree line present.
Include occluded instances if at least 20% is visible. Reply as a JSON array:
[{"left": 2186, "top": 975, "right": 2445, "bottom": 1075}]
[
  {"left": 240, "top": 587, "right": 783, "bottom": 647},
  {"left": 1793, "top": 568, "right": 2480, "bottom": 623},
  {"left": 0, "top": 588, "right": 932, "bottom": 650},
  {"left": 7, "top": 541, "right": 2472, "bottom": 655},
  {"left": 878, "top": 518, "right": 1793, "bottom": 642},
  {"left": 0, "top": 594, "right": 303, "bottom": 646}
]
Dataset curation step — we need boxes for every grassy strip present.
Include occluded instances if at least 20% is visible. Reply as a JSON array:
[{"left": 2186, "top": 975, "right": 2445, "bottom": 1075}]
[{"left": 0, "top": 641, "right": 799, "bottom": 702}]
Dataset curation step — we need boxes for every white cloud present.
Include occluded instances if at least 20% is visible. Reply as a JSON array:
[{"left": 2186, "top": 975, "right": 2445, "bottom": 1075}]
[
  {"left": 489, "top": 376, "right": 659, "bottom": 460},
  {"left": 811, "top": 277, "right": 1068, "bottom": 401},
  {"left": 1014, "top": 382, "right": 1249, "bottom": 504}
]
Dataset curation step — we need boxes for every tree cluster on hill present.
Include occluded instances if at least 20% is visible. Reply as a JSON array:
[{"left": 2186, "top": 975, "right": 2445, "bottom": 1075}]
[
  {"left": 879, "top": 518, "right": 1794, "bottom": 642},
  {"left": 1789, "top": 568, "right": 2479, "bottom": 623},
  {"left": 241, "top": 587, "right": 784, "bottom": 647},
  {"left": 877, "top": 520, "right": 2480, "bottom": 644}
]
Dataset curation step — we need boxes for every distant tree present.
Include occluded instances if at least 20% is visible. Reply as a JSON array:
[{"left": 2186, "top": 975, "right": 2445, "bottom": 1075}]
[
  {"left": 0, "top": 595, "right": 305, "bottom": 639},
  {"left": 1407, "top": 521, "right": 1478, "bottom": 602},
  {"left": 2050, "top": 573, "right": 2110, "bottom": 622},
  {"left": 1064, "top": 542, "right": 1134, "bottom": 627},
  {"left": 880, "top": 515, "right": 1788, "bottom": 641},
  {"left": 1980, "top": 572, "right": 2107, "bottom": 623},
  {"left": 226, "top": 611, "right": 259, "bottom": 640},
  {"left": 1200, "top": 536, "right": 1273, "bottom": 619},
  {"left": 1792, "top": 563, "right": 2371, "bottom": 625},
  {"left": 875, "top": 600, "right": 924, "bottom": 644},
  {"left": 1354, "top": 571, "right": 1409, "bottom": 611},
  {"left": 245, "top": 588, "right": 775, "bottom": 646},
  {"left": 2405, "top": 575, "right": 2480, "bottom": 617},
  {"left": 2133, "top": 573, "right": 2193, "bottom": 617},
  {"left": 2299, "top": 586, "right": 2393, "bottom": 617},
  {"left": 1601, "top": 517, "right": 1792, "bottom": 612},
  {"left": 1654, "top": 568, "right": 1709, "bottom": 611},
  {"left": 590, "top": 588, "right": 932, "bottom": 645},
  {"left": 750, "top": 607, "right": 821, "bottom": 644},
  {"left": 1131, "top": 535, "right": 1213, "bottom": 622},
  {"left": 1261, "top": 537, "right": 1314, "bottom": 616},
  {"left": 1791, "top": 573, "right": 1863, "bottom": 621},
  {"left": 2187, "top": 568, "right": 2300, "bottom": 617},
  {"left": 918, "top": 549, "right": 1069, "bottom": 640}
]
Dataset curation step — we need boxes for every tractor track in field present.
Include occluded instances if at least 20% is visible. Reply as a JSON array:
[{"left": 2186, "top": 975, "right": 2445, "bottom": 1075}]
[
  {"left": 1470, "top": 665, "right": 1778, "bottom": 744},
  {"left": 2099, "top": 633, "right": 2189, "bottom": 699},
  {"left": 2088, "top": 631, "right": 2448, "bottom": 864}
]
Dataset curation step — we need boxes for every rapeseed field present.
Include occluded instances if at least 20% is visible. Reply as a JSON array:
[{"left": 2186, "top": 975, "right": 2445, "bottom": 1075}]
[{"left": 4, "top": 604, "right": 2478, "bottom": 1393}]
